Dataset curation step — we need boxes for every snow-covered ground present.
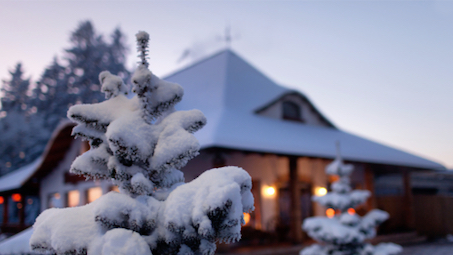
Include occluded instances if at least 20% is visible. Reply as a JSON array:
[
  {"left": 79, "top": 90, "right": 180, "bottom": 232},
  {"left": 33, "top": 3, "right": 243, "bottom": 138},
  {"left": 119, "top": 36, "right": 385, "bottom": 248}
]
[
  {"left": 218, "top": 242, "right": 453, "bottom": 255},
  {"left": 399, "top": 243, "right": 453, "bottom": 255}
]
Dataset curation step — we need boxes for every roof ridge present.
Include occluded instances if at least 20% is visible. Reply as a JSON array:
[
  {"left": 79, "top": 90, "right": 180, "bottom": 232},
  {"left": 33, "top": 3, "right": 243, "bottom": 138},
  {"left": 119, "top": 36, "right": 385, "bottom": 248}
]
[{"left": 163, "top": 49, "right": 234, "bottom": 80}]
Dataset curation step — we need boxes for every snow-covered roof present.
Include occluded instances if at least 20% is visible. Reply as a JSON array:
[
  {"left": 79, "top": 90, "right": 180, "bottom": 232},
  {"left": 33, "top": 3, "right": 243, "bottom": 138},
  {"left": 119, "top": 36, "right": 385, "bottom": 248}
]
[
  {"left": 0, "top": 157, "right": 42, "bottom": 193},
  {"left": 166, "top": 49, "right": 444, "bottom": 170},
  {"left": 0, "top": 227, "right": 33, "bottom": 254}
]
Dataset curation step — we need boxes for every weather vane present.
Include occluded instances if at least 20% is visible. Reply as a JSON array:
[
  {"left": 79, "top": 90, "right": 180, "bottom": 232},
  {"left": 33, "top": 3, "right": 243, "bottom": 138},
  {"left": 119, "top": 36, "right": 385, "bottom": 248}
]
[{"left": 218, "top": 25, "right": 238, "bottom": 48}]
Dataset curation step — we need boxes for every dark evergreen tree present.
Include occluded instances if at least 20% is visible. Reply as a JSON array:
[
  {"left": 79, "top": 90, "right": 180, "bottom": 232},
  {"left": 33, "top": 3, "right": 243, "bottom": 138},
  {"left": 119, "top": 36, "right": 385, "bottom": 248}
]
[
  {"left": 32, "top": 57, "right": 71, "bottom": 129},
  {"left": 0, "top": 21, "right": 131, "bottom": 176},
  {"left": 107, "top": 28, "right": 130, "bottom": 82},
  {"left": 64, "top": 21, "right": 130, "bottom": 105},
  {"left": 1, "top": 63, "right": 31, "bottom": 113},
  {"left": 0, "top": 64, "right": 48, "bottom": 175}
]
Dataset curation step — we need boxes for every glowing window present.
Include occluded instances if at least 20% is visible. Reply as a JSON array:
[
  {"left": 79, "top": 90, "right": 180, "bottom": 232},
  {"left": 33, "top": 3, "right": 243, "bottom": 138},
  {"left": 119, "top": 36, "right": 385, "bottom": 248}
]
[
  {"left": 110, "top": 186, "right": 120, "bottom": 193},
  {"left": 87, "top": 187, "right": 102, "bottom": 203},
  {"left": 67, "top": 190, "right": 80, "bottom": 207}
]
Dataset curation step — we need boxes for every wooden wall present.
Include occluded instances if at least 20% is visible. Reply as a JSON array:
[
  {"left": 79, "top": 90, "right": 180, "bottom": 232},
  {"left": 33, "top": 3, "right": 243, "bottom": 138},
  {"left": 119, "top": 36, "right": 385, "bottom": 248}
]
[{"left": 413, "top": 195, "right": 453, "bottom": 238}]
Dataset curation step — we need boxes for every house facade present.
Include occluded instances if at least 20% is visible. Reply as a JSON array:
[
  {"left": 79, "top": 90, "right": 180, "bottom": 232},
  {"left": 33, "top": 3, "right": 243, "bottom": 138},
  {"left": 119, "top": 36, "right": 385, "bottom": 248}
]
[
  {"left": 0, "top": 50, "right": 446, "bottom": 244},
  {"left": 0, "top": 122, "right": 112, "bottom": 236},
  {"left": 165, "top": 50, "right": 445, "bottom": 242}
]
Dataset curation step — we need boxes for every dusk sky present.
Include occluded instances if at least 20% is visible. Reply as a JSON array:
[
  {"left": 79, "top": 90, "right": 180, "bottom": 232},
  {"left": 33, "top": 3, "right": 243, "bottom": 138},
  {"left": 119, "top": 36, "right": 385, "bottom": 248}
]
[{"left": 1, "top": 1, "right": 452, "bottom": 168}]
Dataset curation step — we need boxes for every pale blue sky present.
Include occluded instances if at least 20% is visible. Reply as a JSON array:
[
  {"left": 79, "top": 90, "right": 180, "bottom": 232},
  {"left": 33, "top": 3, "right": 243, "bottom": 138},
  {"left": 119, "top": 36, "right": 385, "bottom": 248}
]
[{"left": 1, "top": 0, "right": 452, "bottom": 168}]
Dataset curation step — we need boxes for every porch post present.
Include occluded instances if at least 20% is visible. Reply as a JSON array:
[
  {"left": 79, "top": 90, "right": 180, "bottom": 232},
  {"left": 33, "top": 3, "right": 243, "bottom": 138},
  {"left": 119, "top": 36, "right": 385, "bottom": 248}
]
[
  {"left": 289, "top": 156, "right": 303, "bottom": 243},
  {"left": 403, "top": 169, "right": 415, "bottom": 229}
]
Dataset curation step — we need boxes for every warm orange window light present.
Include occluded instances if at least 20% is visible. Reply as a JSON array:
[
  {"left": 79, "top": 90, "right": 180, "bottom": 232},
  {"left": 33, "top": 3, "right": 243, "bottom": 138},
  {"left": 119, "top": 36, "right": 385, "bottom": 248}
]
[
  {"left": 326, "top": 208, "right": 335, "bottom": 218},
  {"left": 0, "top": 196, "right": 4, "bottom": 204},
  {"left": 243, "top": 212, "right": 251, "bottom": 225},
  {"left": 12, "top": 193, "right": 22, "bottom": 202},
  {"left": 87, "top": 187, "right": 102, "bottom": 203},
  {"left": 68, "top": 190, "right": 80, "bottom": 207},
  {"left": 347, "top": 208, "right": 356, "bottom": 215}
]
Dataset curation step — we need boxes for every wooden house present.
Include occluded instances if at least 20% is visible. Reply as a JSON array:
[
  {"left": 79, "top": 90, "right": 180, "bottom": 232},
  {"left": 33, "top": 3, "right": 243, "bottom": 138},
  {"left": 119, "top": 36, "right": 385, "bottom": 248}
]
[{"left": 0, "top": 50, "right": 446, "bottom": 245}]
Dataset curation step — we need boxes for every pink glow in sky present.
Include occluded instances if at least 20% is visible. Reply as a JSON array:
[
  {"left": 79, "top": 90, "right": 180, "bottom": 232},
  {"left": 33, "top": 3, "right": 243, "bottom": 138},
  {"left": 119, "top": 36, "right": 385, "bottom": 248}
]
[{"left": 1, "top": 1, "right": 452, "bottom": 168}]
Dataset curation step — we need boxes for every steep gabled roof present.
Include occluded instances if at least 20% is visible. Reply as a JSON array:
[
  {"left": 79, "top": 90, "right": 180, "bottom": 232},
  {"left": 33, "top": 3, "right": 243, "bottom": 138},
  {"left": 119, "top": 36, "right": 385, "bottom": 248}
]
[{"left": 165, "top": 49, "right": 444, "bottom": 170}]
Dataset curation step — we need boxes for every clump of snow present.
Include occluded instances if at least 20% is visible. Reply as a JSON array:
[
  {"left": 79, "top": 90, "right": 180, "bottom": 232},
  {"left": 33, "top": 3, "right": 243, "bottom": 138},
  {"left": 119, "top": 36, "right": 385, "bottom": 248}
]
[
  {"left": 99, "top": 71, "right": 128, "bottom": 99},
  {"left": 131, "top": 172, "right": 154, "bottom": 195},
  {"left": 30, "top": 202, "right": 100, "bottom": 254},
  {"left": 90, "top": 229, "right": 152, "bottom": 255},
  {"left": 301, "top": 145, "right": 402, "bottom": 255},
  {"left": 374, "top": 243, "right": 403, "bottom": 255},
  {"left": 162, "top": 167, "right": 254, "bottom": 244},
  {"left": 31, "top": 31, "right": 253, "bottom": 255}
]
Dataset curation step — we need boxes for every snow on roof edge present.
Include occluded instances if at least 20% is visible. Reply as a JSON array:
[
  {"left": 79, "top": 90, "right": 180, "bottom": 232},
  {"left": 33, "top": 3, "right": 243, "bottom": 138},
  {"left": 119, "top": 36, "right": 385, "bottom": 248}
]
[{"left": 0, "top": 156, "right": 43, "bottom": 193}]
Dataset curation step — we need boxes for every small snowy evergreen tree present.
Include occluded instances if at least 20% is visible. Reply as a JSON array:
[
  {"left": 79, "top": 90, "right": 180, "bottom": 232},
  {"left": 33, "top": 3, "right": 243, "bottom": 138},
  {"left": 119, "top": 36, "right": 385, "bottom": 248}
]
[
  {"left": 300, "top": 144, "right": 402, "bottom": 255},
  {"left": 30, "top": 31, "right": 254, "bottom": 255}
]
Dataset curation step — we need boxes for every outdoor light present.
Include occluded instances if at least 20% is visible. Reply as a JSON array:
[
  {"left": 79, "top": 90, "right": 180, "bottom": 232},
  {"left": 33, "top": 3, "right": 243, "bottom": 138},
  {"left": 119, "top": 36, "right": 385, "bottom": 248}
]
[
  {"left": 0, "top": 196, "right": 4, "bottom": 204},
  {"left": 314, "top": 186, "right": 327, "bottom": 197},
  {"left": 264, "top": 186, "right": 276, "bottom": 197},
  {"left": 11, "top": 193, "right": 21, "bottom": 202},
  {"left": 347, "top": 208, "right": 356, "bottom": 215},
  {"left": 326, "top": 208, "right": 335, "bottom": 218},
  {"left": 243, "top": 212, "right": 251, "bottom": 225}
]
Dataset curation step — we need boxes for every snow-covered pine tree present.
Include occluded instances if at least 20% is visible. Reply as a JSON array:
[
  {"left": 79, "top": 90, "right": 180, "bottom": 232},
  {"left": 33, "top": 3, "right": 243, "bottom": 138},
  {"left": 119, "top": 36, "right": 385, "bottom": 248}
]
[
  {"left": 300, "top": 144, "right": 402, "bottom": 255},
  {"left": 30, "top": 31, "right": 254, "bottom": 255}
]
